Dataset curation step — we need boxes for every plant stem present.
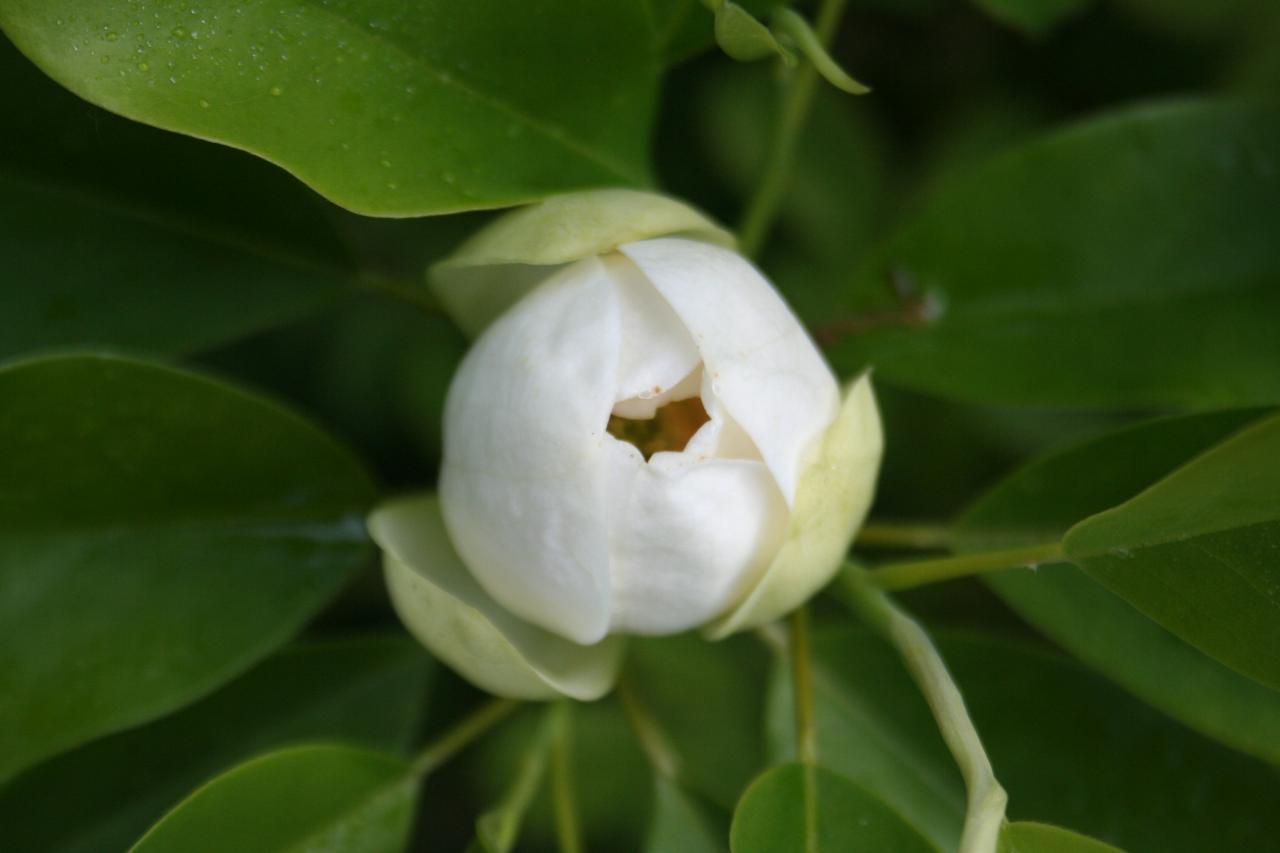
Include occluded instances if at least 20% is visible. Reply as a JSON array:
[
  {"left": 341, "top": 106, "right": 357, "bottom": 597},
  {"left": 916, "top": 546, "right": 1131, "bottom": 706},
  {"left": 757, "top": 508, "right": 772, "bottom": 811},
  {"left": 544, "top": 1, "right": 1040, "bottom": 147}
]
[
  {"left": 841, "top": 568, "right": 1006, "bottom": 853},
  {"left": 477, "top": 705, "right": 559, "bottom": 851},
  {"left": 737, "top": 0, "right": 848, "bottom": 258},
  {"left": 870, "top": 542, "right": 1065, "bottom": 591},
  {"left": 618, "top": 677, "right": 682, "bottom": 780},
  {"left": 357, "top": 272, "right": 447, "bottom": 317},
  {"left": 550, "top": 702, "right": 584, "bottom": 853},
  {"left": 854, "top": 521, "right": 952, "bottom": 551},
  {"left": 412, "top": 697, "right": 519, "bottom": 777},
  {"left": 790, "top": 606, "right": 818, "bottom": 766}
]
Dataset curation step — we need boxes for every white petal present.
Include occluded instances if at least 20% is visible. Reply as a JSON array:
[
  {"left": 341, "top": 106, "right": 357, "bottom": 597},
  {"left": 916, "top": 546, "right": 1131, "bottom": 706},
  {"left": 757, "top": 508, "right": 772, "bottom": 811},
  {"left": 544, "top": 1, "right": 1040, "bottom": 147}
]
[
  {"left": 705, "top": 375, "right": 884, "bottom": 639},
  {"left": 439, "top": 256, "right": 620, "bottom": 644},
  {"left": 606, "top": 443, "right": 789, "bottom": 634},
  {"left": 372, "top": 494, "right": 623, "bottom": 700},
  {"left": 619, "top": 238, "right": 840, "bottom": 504},
  {"left": 606, "top": 253, "right": 701, "bottom": 419}
]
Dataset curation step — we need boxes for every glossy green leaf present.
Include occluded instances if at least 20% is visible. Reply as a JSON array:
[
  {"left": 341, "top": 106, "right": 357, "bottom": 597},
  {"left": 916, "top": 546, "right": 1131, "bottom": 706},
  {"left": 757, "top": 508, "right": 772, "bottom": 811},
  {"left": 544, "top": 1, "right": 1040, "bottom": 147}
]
[
  {"left": 626, "top": 633, "right": 770, "bottom": 810},
  {"left": 969, "top": 0, "right": 1092, "bottom": 35},
  {"left": 130, "top": 744, "right": 414, "bottom": 853},
  {"left": 0, "top": 637, "right": 432, "bottom": 853},
  {"left": 830, "top": 100, "right": 1280, "bottom": 408},
  {"left": 1063, "top": 412, "right": 1280, "bottom": 691},
  {"left": 730, "top": 762, "right": 937, "bottom": 853},
  {"left": 0, "top": 36, "right": 377, "bottom": 360},
  {"left": 954, "top": 409, "right": 1280, "bottom": 763},
  {"left": 0, "top": 353, "right": 376, "bottom": 782},
  {"left": 999, "top": 822, "right": 1125, "bottom": 853},
  {"left": 644, "top": 777, "right": 726, "bottom": 853},
  {"left": 798, "top": 626, "right": 1280, "bottom": 851},
  {"left": 0, "top": 1, "right": 656, "bottom": 215}
]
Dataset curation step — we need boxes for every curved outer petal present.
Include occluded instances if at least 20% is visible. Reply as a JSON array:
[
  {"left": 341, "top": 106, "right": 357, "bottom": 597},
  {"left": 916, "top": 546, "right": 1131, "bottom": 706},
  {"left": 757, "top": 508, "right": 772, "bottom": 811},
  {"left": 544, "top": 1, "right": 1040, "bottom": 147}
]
[
  {"left": 371, "top": 494, "right": 623, "bottom": 701},
  {"left": 705, "top": 374, "right": 883, "bottom": 639},
  {"left": 440, "top": 257, "right": 620, "bottom": 644},
  {"left": 605, "top": 445, "right": 788, "bottom": 634},
  {"left": 618, "top": 238, "right": 840, "bottom": 504},
  {"left": 432, "top": 189, "right": 735, "bottom": 337}
]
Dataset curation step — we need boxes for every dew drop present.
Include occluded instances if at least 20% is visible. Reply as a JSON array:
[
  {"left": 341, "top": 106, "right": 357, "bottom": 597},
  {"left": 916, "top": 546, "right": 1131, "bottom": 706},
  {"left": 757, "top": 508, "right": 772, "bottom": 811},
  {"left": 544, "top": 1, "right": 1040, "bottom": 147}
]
[
  {"left": 104, "top": 31, "right": 118, "bottom": 41},
  {"left": 171, "top": 26, "right": 187, "bottom": 38},
  {"left": 137, "top": 61, "right": 150, "bottom": 72},
  {"left": 269, "top": 85, "right": 284, "bottom": 96},
  {"left": 199, "top": 98, "right": 210, "bottom": 108}
]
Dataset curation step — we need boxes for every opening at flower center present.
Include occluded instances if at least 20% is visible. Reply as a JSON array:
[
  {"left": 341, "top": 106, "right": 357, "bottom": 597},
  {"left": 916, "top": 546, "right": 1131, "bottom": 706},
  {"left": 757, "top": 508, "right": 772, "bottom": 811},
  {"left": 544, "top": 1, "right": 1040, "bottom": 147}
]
[{"left": 607, "top": 396, "right": 710, "bottom": 460}]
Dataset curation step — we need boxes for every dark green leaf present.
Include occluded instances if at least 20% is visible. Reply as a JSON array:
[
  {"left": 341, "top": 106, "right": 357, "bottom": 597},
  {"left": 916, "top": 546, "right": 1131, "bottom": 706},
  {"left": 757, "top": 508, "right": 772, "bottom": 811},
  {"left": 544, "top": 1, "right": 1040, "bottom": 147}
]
[
  {"left": 729, "top": 762, "right": 937, "bottom": 853},
  {"left": 800, "top": 626, "right": 1280, "bottom": 851},
  {"left": 830, "top": 100, "right": 1280, "bottom": 408},
  {"left": 969, "top": 0, "right": 1092, "bottom": 35},
  {"left": 644, "top": 777, "right": 726, "bottom": 853},
  {"left": 0, "top": 36, "right": 372, "bottom": 360},
  {"left": 129, "top": 744, "right": 414, "bottom": 853},
  {"left": 1063, "top": 413, "right": 1280, "bottom": 691},
  {"left": 0, "top": 637, "right": 432, "bottom": 853},
  {"left": 627, "top": 633, "right": 770, "bottom": 810},
  {"left": 0, "top": 1, "right": 657, "bottom": 215},
  {"left": 0, "top": 353, "right": 376, "bottom": 782},
  {"left": 999, "top": 822, "right": 1124, "bottom": 853},
  {"left": 954, "top": 409, "right": 1280, "bottom": 763}
]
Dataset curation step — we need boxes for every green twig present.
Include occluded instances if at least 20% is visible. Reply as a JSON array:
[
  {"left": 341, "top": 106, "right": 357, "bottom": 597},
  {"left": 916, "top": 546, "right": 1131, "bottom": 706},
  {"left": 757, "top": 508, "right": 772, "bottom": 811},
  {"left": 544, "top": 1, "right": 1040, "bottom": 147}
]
[
  {"left": 854, "top": 521, "right": 953, "bottom": 551},
  {"left": 550, "top": 702, "right": 584, "bottom": 853},
  {"left": 789, "top": 606, "right": 819, "bottom": 766},
  {"left": 841, "top": 568, "right": 1006, "bottom": 853},
  {"left": 475, "top": 705, "right": 558, "bottom": 852},
  {"left": 412, "top": 698, "right": 519, "bottom": 778},
  {"left": 736, "top": 0, "right": 848, "bottom": 258},
  {"left": 869, "top": 542, "right": 1065, "bottom": 591},
  {"left": 618, "top": 677, "right": 682, "bottom": 780}
]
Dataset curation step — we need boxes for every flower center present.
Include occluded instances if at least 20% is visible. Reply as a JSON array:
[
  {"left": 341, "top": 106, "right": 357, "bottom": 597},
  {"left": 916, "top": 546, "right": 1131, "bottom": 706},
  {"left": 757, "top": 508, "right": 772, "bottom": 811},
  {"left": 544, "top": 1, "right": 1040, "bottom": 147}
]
[{"left": 607, "top": 396, "right": 710, "bottom": 460}]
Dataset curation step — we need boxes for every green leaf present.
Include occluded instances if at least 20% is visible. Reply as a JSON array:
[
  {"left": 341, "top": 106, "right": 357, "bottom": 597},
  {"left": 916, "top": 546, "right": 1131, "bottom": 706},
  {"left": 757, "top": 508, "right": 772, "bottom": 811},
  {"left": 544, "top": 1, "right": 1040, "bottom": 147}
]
[
  {"left": 0, "top": 637, "right": 432, "bottom": 853},
  {"left": 646, "top": 0, "right": 776, "bottom": 65},
  {"left": 999, "top": 822, "right": 1125, "bottom": 853},
  {"left": 626, "top": 633, "right": 770, "bottom": 810},
  {"left": 800, "top": 626, "right": 1280, "bottom": 851},
  {"left": 969, "top": 0, "right": 1093, "bottom": 36},
  {"left": 730, "top": 762, "right": 937, "bottom": 853},
  {"left": 0, "top": 353, "right": 376, "bottom": 782},
  {"left": 0, "top": 36, "right": 377, "bottom": 360},
  {"left": 1063, "top": 412, "right": 1280, "bottom": 691},
  {"left": 0, "top": 1, "right": 657, "bottom": 215},
  {"left": 954, "top": 409, "right": 1280, "bottom": 763},
  {"left": 830, "top": 100, "right": 1280, "bottom": 408},
  {"left": 714, "top": 3, "right": 791, "bottom": 63},
  {"left": 644, "top": 777, "right": 726, "bottom": 853},
  {"left": 129, "top": 744, "right": 414, "bottom": 853}
]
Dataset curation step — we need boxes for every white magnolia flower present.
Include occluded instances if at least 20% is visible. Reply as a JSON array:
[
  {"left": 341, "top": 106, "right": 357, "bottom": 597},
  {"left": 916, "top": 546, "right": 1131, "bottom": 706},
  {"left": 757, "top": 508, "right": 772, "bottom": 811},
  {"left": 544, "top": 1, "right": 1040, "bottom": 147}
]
[{"left": 369, "top": 190, "right": 882, "bottom": 700}]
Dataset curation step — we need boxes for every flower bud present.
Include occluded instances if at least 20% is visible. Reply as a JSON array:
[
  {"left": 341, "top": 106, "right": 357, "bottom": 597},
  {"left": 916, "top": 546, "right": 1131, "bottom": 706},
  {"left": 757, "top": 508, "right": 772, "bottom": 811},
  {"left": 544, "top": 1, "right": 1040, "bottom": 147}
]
[{"left": 369, "top": 189, "right": 882, "bottom": 699}]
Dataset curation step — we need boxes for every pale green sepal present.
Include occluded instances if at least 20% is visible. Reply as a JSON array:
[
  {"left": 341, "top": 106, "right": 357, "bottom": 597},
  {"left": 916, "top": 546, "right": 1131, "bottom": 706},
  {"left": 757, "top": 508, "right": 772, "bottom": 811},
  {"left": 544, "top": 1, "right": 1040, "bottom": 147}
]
[
  {"left": 773, "top": 8, "right": 872, "bottom": 95},
  {"left": 431, "top": 188, "right": 735, "bottom": 337},
  {"left": 715, "top": 3, "right": 795, "bottom": 63},
  {"left": 370, "top": 494, "right": 624, "bottom": 701},
  {"left": 704, "top": 373, "right": 883, "bottom": 639}
]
